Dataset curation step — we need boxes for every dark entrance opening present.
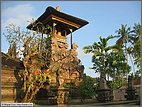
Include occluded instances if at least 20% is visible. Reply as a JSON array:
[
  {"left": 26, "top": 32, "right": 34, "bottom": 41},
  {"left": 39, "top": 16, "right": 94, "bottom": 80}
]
[{"left": 35, "top": 88, "right": 48, "bottom": 100}]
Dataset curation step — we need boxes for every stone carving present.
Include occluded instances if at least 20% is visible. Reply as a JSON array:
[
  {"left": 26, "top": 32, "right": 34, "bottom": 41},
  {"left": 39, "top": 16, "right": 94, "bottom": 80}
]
[
  {"left": 20, "top": 34, "right": 85, "bottom": 104},
  {"left": 128, "top": 74, "right": 133, "bottom": 89},
  {"left": 96, "top": 71, "right": 113, "bottom": 102},
  {"left": 99, "top": 71, "right": 109, "bottom": 89},
  {"left": 49, "top": 36, "right": 85, "bottom": 105},
  {"left": 125, "top": 74, "right": 138, "bottom": 100}
]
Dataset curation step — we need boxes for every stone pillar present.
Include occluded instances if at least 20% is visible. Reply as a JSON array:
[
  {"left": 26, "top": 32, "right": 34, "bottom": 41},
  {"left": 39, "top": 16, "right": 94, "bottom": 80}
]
[
  {"left": 96, "top": 71, "right": 113, "bottom": 102},
  {"left": 125, "top": 74, "right": 138, "bottom": 100},
  {"left": 57, "top": 87, "right": 69, "bottom": 106}
]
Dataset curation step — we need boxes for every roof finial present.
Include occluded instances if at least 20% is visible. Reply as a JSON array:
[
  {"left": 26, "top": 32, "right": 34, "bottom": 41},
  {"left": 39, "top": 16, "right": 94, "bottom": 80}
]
[{"left": 56, "top": 6, "right": 61, "bottom": 12}]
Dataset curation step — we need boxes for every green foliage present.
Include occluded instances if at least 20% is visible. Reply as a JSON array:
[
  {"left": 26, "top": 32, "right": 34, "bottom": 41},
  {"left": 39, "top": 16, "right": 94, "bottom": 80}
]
[
  {"left": 128, "top": 23, "right": 141, "bottom": 73},
  {"left": 106, "top": 52, "right": 131, "bottom": 79},
  {"left": 53, "top": 65, "right": 59, "bottom": 69},
  {"left": 83, "top": 35, "right": 128, "bottom": 80},
  {"left": 35, "top": 73, "right": 51, "bottom": 83},
  {"left": 83, "top": 23, "right": 141, "bottom": 80},
  {"left": 77, "top": 76, "right": 97, "bottom": 100},
  {"left": 63, "top": 83, "right": 71, "bottom": 98},
  {"left": 109, "top": 79, "right": 127, "bottom": 90},
  {"left": 114, "top": 24, "right": 141, "bottom": 77}
]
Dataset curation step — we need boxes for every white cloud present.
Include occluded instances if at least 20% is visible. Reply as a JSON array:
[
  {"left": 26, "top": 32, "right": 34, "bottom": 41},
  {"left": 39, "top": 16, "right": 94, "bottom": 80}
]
[
  {"left": 16, "top": 47, "right": 24, "bottom": 59},
  {"left": 2, "top": 4, "right": 35, "bottom": 28}
]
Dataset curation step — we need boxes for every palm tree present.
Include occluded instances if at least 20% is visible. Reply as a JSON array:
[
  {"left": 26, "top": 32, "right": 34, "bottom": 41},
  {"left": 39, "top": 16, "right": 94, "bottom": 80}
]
[
  {"left": 83, "top": 35, "right": 117, "bottom": 81},
  {"left": 127, "top": 46, "right": 136, "bottom": 75},
  {"left": 114, "top": 24, "right": 131, "bottom": 81},
  {"left": 128, "top": 23, "right": 141, "bottom": 74}
]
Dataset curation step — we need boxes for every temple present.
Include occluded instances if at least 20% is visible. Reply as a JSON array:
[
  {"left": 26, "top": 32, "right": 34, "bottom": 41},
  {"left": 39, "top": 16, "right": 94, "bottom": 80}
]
[
  {"left": 26, "top": 6, "right": 89, "bottom": 105},
  {"left": 1, "top": 6, "right": 89, "bottom": 105}
]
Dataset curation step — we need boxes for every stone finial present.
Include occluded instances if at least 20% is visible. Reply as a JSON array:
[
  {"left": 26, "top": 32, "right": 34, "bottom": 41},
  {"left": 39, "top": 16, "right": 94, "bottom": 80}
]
[{"left": 56, "top": 6, "right": 61, "bottom": 12}]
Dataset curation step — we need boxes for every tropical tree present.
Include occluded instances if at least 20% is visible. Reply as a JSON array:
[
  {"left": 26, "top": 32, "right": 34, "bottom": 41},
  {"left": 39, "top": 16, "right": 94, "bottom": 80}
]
[
  {"left": 83, "top": 35, "right": 131, "bottom": 82},
  {"left": 4, "top": 23, "right": 53, "bottom": 102},
  {"left": 83, "top": 36, "right": 118, "bottom": 81},
  {"left": 106, "top": 51, "right": 131, "bottom": 82},
  {"left": 128, "top": 23, "right": 141, "bottom": 75},
  {"left": 114, "top": 24, "right": 131, "bottom": 80}
]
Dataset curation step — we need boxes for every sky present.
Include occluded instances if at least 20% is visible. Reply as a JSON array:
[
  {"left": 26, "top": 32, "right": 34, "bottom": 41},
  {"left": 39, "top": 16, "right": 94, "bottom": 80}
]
[{"left": 1, "top": 1, "right": 141, "bottom": 78}]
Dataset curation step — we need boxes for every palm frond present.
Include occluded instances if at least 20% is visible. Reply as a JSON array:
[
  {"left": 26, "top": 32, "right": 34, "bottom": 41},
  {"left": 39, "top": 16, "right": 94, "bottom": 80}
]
[{"left": 83, "top": 46, "right": 92, "bottom": 54}]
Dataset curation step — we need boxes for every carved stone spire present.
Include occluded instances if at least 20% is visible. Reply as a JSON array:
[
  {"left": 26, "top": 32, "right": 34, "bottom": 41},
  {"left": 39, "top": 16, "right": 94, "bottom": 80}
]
[{"left": 56, "top": 6, "right": 61, "bottom": 12}]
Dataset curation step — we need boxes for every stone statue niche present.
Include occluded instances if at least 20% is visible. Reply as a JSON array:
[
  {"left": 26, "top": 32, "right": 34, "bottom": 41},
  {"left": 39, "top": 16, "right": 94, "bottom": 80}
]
[
  {"left": 96, "top": 71, "right": 113, "bottom": 102},
  {"left": 125, "top": 74, "right": 138, "bottom": 100}
]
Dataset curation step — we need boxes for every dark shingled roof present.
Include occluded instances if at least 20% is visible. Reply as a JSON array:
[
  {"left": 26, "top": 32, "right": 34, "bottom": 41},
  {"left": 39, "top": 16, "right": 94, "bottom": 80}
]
[
  {"left": 1, "top": 52, "right": 24, "bottom": 68},
  {"left": 27, "top": 6, "right": 89, "bottom": 34}
]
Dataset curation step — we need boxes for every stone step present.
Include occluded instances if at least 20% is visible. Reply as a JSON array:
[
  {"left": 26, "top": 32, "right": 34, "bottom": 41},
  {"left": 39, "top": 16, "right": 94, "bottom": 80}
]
[
  {"left": 34, "top": 99, "right": 57, "bottom": 105},
  {"left": 1, "top": 82, "right": 22, "bottom": 85},
  {"left": 1, "top": 94, "right": 15, "bottom": 100},
  {"left": 1, "top": 69, "right": 24, "bottom": 75},
  {"left": 93, "top": 100, "right": 140, "bottom": 106},
  {"left": 1, "top": 76, "right": 18, "bottom": 83},
  {"left": 1, "top": 73, "right": 20, "bottom": 77},
  {"left": 1, "top": 100, "right": 15, "bottom": 103},
  {"left": 1, "top": 85, "right": 21, "bottom": 89},
  {"left": 1, "top": 89, "right": 15, "bottom": 95}
]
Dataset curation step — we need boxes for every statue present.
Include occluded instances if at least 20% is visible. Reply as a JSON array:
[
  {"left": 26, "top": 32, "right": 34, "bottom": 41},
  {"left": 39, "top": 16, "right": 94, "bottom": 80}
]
[
  {"left": 125, "top": 73, "right": 138, "bottom": 100},
  {"left": 128, "top": 73, "right": 134, "bottom": 89},
  {"left": 99, "top": 71, "right": 109, "bottom": 89},
  {"left": 96, "top": 71, "right": 113, "bottom": 102},
  {"left": 59, "top": 74, "right": 64, "bottom": 88}
]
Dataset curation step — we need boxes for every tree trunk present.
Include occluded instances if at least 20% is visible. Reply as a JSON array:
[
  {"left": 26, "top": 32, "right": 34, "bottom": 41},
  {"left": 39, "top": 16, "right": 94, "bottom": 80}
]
[
  {"left": 125, "top": 41, "right": 128, "bottom": 81},
  {"left": 129, "top": 53, "right": 135, "bottom": 75}
]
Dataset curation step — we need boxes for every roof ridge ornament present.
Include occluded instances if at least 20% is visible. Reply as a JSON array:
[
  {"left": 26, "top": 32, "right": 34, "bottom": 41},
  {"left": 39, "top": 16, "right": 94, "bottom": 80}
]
[{"left": 56, "top": 6, "right": 61, "bottom": 12}]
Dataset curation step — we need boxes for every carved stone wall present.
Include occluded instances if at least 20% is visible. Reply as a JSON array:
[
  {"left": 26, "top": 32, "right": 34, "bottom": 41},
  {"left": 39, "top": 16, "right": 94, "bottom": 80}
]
[
  {"left": 1, "top": 52, "right": 25, "bottom": 103},
  {"left": 49, "top": 36, "right": 85, "bottom": 87}
]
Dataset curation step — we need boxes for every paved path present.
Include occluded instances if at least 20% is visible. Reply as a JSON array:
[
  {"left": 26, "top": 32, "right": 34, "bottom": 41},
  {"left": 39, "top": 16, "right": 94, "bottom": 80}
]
[{"left": 68, "top": 100, "right": 140, "bottom": 106}]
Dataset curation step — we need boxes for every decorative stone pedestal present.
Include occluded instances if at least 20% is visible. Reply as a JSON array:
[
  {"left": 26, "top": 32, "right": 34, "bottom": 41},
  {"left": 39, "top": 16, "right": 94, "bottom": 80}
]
[
  {"left": 125, "top": 89, "right": 138, "bottom": 100},
  {"left": 96, "top": 71, "right": 113, "bottom": 102},
  {"left": 57, "top": 87, "right": 69, "bottom": 106},
  {"left": 96, "top": 89, "right": 113, "bottom": 102},
  {"left": 125, "top": 74, "right": 138, "bottom": 100}
]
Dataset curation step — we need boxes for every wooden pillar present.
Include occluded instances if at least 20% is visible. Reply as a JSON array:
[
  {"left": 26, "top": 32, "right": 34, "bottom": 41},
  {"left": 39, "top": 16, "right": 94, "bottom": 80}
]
[
  {"left": 53, "top": 23, "right": 56, "bottom": 34},
  {"left": 64, "top": 30, "right": 67, "bottom": 43},
  {"left": 65, "top": 30, "right": 67, "bottom": 37},
  {"left": 70, "top": 29, "right": 73, "bottom": 49}
]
